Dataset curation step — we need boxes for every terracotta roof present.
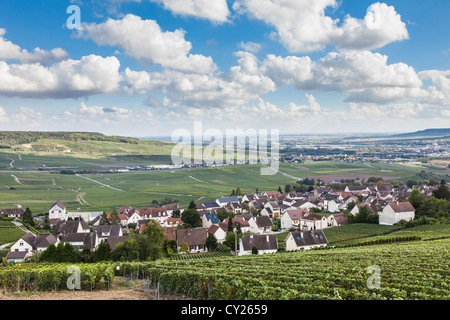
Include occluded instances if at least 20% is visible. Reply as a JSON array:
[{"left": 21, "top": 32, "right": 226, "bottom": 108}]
[{"left": 165, "top": 227, "right": 177, "bottom": 241}]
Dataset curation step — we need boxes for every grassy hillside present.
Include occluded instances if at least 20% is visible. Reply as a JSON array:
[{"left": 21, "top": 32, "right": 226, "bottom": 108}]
[
  {"left": 0, "top": 136, "right": 176, "bottom": 170},
  {"left": 0, "top": 221, "right": 26, "bottom": 245}
]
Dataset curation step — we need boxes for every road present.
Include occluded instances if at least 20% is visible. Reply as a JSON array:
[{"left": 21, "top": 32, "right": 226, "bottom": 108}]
[{"left": 75, "top": 174, "right": 125, "bottom": 192}]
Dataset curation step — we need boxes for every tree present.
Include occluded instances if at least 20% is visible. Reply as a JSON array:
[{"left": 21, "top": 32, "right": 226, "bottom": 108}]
[
  {"left": 112, "top": 238, "right": 140, "bottom": 261},
  {"left": 206, "top": 234, "right": 218, "bottom": 251},
  {"left": 80, "top": 248, "right": 94, "bottom": 263},
  {"left": 252, "top": 246, "right": 259, "bottom": 255},
  {"left": 99, "top": 212, "right": 111, "bottom": 225},
  {"left": 236, "top": 187, "right": 243, "bottom": 195},
  {"left": 432, "top": 184, "right": 450, "bottom": 201},
  {"left": 408, "top": 189, "right": 425, "bottom": 210},
  {"left": 62, "top": 243, "right": 79, "bottom": 263},
  {"left": 23, "top": 207, "right": 34, "bottom": 226},
  {"left": 236, "top": 222, "right": 242, "bottom": 235},
  {"left": 109, "top": 210, "right": 120, "bottom": 225},
  {"left": 42, "top": 216, "right": 50, "bottom": 231},
  {"left": 179, "top": 242, "right": 189, "bottom": 254},
  {"left": 188, "top": 201, "right": 197, "bottom": 210},
  {"left": 417, "top": 197, "right": 448, "bottom": 218},
  {"left": 346, "top": 201, "right": 356, "bottom": 212},
  {"left": 277, "top": 186, "right": 282, "bottom": 193},
  {"left": 227, "top": 217, "right": 234, "bottom": 233},
  {"left": 224, "top": 232, "right": 236, "bottom": 250},
  {"left": 181, "top": 208, "right": 202, "bottom": 228},
  {"left": 94, "top": 241, "right": 112, "bottom": 262},
  {"left": 172, "top": 209, "right": 181, "bottom": 218},
  {"left": 231, "top": 189, "right": 236, "bottom": 196},
  {"left": 39, "top": 243, "right": 57, "bottom": 262},
  {"left": 144, "top": 220, "right": 165, "bottom": 247}
]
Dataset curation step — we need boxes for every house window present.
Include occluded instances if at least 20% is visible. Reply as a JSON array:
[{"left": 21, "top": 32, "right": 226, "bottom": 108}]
[
  {"left": 19, "top": 242, "right": 23, "bottom": 246},
  {"left": 190, "top": 245, "right": 195, "bottom": 251}
]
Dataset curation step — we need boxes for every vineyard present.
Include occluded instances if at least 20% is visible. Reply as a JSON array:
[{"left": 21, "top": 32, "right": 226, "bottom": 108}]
[{"left": 1, "top": 239, "right": 448, "bottom": 300}]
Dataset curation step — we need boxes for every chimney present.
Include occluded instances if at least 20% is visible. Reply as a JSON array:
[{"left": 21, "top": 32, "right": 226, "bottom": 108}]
[
  {"left": 188, "top": 229, "right": 191, "bottom": 236},
  {"left": 266, "top": 235, "right": 269, "bottom": 242}
]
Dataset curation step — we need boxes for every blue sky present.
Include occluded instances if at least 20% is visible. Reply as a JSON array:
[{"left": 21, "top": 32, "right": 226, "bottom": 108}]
[{"left": 0, "top": 0, "right": 448, "bottom": 137}]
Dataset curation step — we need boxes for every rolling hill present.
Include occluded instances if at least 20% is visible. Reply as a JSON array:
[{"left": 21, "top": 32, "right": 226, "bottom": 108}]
[{"left": 388, "top": 128, "right": 450, "bottom": 138}]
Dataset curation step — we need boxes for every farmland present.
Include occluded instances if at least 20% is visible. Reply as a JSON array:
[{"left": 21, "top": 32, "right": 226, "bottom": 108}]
[
  {"left": 0, "top": 161, "right": 425, "bottom": 215},
  {"left": 0, "top": 221, "right": 26, "bottom": 245}
]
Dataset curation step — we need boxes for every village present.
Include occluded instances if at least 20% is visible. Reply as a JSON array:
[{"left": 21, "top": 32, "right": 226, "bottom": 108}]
[{"left": 3, "top": 180, "right": 437, "bottom": 264}]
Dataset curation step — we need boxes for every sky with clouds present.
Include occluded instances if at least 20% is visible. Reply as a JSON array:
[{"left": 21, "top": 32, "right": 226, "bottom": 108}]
[{"left": 0, "top": 0, "right": 449, "bottom": 137}]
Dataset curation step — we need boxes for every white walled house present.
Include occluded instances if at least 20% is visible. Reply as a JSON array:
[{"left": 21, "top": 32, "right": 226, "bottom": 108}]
[
  {"left": 7, "top": 233, "right": 58, "bottom": 262},
  {"left": 238, "top": 234, "right": 278, "bottom": 256},
  {"left": 280, "top": 209, "right": 309, "bottom": 230},
  {"left": 285, "top": 230, "right": 328, "bottom": 251},
  {"left": 249, "top": 216, "right": 273, "bottom": 234},
  {"left": 208, "top": 224, "right": 227, "bottom": 244},
  {"left": 127, "top": 211, "right": 142, "bottom": 225},
  {"left": 379, "top": 201, "right": 415, "bottom": 226},
  {"left": 9, "top": 234, "right": 34, "bottom": 258},
  {"left": 49, "top": 201, "right": 66, "bottom": 220}
]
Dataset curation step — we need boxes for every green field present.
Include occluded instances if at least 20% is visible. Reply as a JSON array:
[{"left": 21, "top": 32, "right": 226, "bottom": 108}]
[
  {"left": 0, "top": 160, "right": 427, "bottom": 214},
  {"left": 323, "top": 224, "right": 404, "bottom": 244},
  {"left": 0, "top": 221, "right": 26, "bottom": 245}
]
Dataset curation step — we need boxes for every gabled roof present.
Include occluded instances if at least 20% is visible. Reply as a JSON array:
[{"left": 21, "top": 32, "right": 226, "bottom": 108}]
[
  {"left": 285, "top": 209, "right": 309, "bottom": 220},
  {"left": 240, "top": 234, "right": 278, "bottom": 251},
  {"left": 217, "top": 197, "right": 239, "bottom": 204},
  {"left": 55, "top": 220, "right": 90, "bottom": 234},
  {"left": 50, "top": 201, "right": 66, "bottom": 210},
  {"left": 202, "top": 202, "right": 221, "bottom": 209},
  {"left": 34, "top": 235, "right": 57, "bottom": 248},
  {"left": 203, "top": 211, "right": 220, "bottom": 224},
  {"left": 105, "top": 236, "right": 129, "bottom": 250},
  {"left": 94, "top": 225, "right": 122, "bottom": 238},
  {"left": 6, "top": 251, "right": 28, "bottom": 260},
  {"left": 388, "top": 201, "right": 415, "bottom": 213},
  {"left": 289, "top": 230, "right": 328, "bottom": 247},
  {"left": 176, "top": 228, "right": 207, "bottom": 246},
  {"left": 255, "top": 216, "right": 273, "bottom": 228},
  {"left": 0, "top": 208, "right": 25, "bottom": 216}
]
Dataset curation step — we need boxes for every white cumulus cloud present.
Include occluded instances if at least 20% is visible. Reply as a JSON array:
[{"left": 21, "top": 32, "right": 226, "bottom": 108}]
[
  {"left": 77, "top": 14, "right": 217, "bottom": 73},
  {"left": 233, "top": 0, "right": 409, "bottom": 53}
]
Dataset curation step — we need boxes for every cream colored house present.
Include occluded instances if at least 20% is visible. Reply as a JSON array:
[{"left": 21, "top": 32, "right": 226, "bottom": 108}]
[
  {"left": 285, "top": 230, "right": 328, "bottom": 251},
  {"left": 379, "top": 201, "right": 415, "bottom": 225}
]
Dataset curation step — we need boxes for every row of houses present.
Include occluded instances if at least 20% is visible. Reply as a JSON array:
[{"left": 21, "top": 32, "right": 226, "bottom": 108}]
[{"left": 5, "top": 220, "right": 128, "bottom": 263}]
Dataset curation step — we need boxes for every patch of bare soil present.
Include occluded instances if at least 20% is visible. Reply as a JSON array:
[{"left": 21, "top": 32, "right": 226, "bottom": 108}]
[
  {"left": 0, "top": 279, "right": 192, "bottom": 300},
  {"left": 0, "top": 288, "right": 148, "bottom": 300}
]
